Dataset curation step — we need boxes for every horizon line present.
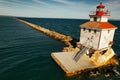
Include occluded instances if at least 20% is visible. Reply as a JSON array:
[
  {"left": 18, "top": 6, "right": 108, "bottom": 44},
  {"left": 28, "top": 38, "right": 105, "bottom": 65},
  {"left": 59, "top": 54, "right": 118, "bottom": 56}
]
[{"left": 0, "top": 15, "right": 120, "bottom": 21}]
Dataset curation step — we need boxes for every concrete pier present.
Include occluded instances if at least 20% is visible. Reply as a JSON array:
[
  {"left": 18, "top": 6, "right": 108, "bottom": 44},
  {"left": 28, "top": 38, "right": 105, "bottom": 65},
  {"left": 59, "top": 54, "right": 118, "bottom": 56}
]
[
  {"left": 51, "top": 48, "right": 118, "bottom": 76},
  {"left": 51, "top": 52, "right": 96, "bottom": 76},
  {"left": 18, "top": 19, "right": 73, "bottom": 47}
]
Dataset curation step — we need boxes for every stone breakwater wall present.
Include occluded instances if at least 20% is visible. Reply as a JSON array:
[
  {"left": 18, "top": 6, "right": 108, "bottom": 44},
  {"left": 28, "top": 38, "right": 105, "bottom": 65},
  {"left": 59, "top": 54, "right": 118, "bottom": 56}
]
[{"left": 18, "top": 19, "right": 73, "bottom": 47}]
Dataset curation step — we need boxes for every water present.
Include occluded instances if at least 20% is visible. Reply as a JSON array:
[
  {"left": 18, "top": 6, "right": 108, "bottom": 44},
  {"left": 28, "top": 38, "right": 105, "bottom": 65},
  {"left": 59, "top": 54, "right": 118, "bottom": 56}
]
[{"left": 0, "top": 16, "right": 120, "bottom": 80}]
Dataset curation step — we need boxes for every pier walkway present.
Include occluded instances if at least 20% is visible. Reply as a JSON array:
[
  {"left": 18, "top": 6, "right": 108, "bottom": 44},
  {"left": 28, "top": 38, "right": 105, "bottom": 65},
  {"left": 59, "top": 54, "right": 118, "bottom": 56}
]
[
  {"left": 51, "top": 52, "right": 96, "bottom": 76},
  {"left": 18, "top": 19, "right": 73, "bottom": 47}
]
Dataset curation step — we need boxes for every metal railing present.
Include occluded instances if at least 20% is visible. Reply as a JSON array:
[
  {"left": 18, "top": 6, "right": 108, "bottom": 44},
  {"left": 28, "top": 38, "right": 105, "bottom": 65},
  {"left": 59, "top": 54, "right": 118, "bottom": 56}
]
[{"left": 89, "top": 10, "right": 110, "bottom": 16}]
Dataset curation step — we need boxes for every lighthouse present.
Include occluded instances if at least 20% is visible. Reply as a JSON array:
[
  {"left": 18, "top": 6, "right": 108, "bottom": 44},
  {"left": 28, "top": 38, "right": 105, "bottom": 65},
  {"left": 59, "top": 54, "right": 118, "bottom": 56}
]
[
  {"left": 80, "top": 2, "right": 117, "bottom": 50},
  {"left": 51, "top": 2, "right": 118, "bottom": 76}
]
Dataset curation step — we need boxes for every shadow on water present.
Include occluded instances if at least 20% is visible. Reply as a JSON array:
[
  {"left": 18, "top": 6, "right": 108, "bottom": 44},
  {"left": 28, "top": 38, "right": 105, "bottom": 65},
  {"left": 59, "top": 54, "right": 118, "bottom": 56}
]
[
  {"left": 67, "top": 55, "right": 120, "bottom": 80},
  {"left": 69, "top": 37, "right": 79, "bottom": 48}
]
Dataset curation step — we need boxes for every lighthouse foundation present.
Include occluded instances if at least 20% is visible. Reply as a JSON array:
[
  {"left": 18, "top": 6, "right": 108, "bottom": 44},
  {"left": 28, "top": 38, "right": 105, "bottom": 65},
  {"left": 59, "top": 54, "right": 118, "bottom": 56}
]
[{"left": 51, "top": 47, "right": 117, "bottom": 76}]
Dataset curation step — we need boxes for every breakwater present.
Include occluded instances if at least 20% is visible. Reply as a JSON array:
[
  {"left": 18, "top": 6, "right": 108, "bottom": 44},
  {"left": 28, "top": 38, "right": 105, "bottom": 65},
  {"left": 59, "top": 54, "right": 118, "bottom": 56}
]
[{"left": 18, "top": 19, "right": 73, "bottom": 47}]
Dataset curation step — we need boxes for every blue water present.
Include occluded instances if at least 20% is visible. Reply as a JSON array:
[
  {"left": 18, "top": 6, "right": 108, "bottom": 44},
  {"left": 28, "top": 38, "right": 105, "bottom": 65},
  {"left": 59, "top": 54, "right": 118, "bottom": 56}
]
[{"left": 0, "top": 16, "right": 120, "bottom": 80}]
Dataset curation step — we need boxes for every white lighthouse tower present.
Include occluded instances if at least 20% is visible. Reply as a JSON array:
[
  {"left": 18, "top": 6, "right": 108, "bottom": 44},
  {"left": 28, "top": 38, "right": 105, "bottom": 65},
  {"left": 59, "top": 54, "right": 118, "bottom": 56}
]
[
  {"left": 74, "top": 2, "right": 118, "bottom": 64},
  {"left": 51, "top": 2, "right": 118, "bottom": 76},
  {"left": 80, "top": 2, "right": 117, "bottom": 50}
]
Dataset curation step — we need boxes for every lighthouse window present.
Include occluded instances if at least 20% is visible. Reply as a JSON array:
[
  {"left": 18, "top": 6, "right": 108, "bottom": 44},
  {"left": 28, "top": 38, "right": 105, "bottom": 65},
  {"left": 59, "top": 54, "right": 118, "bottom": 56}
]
[
  {"left": 94, "top": 30, "right": 97, "bottom": 33},
  {"left": 96, "top": 9, "right": 99, "bottom": 11},
  {"left": 89, "top": 29, "right": 91, "bottom": 32},
  {"left": 94, "top": 17, "right": 97, "bottom": 21},
  {"left": 108, "top": 30, "right": 110, "bottom": 33},
  {"left": 83, "top": 28, "right": 86, "bottom": 31}
]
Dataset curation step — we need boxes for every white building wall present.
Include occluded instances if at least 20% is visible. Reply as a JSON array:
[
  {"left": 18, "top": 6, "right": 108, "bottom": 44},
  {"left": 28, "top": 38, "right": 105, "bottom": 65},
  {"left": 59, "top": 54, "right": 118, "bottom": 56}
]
[
  {"left": 80, "top": 28, "right": 100, "bottom": 50},
  {"left": 97, "top": 17, "right": 101, "bottom": 22},
  {"left": 89, "top": 16, "right": 108, "bottom": 22},
  {"left": 98, "top": 29, "right": 115, "bottom": 49},
  {"left": 101, "top": 17, "right": 108, "bottom": 22},
  {"left": 90, "top": 18, "right": 94, "bottom": 21}
]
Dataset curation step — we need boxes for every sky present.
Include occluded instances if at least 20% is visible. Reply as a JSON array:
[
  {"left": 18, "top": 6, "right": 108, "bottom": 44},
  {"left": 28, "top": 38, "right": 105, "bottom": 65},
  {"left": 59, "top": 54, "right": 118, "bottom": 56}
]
[{"left": 0, "top": 0, "right": 120, "bottom": 19}]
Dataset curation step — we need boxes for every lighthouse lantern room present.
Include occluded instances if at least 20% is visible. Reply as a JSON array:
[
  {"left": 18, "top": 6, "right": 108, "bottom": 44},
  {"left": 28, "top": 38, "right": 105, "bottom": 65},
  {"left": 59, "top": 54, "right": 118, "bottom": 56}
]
[{"left": 80, "top": 2, "right": 117, "bottom": 50}]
